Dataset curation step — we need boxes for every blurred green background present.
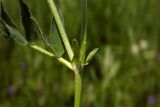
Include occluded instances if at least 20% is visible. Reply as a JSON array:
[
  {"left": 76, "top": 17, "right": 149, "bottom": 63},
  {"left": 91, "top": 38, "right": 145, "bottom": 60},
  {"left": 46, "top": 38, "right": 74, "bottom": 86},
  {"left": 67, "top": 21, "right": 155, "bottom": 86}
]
[{"left": 0, "top": 0, "right": 160, "bottom": 107}]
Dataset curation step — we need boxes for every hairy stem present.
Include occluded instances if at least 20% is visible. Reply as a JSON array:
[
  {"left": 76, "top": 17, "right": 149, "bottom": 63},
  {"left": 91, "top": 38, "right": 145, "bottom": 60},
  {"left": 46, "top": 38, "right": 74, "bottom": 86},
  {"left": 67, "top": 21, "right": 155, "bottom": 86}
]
[
  {"left": 30, "top": 45, "right": 72, "bottom": 70},
  {"left": 46, "top": 0, "right": 74, "bottom": 61}
]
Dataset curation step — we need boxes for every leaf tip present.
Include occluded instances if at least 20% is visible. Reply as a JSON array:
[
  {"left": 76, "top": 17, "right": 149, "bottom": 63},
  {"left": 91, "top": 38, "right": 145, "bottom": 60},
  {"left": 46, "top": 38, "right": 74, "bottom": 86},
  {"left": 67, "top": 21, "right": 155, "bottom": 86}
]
[{"left": 85, "top": 48, "right": 99, "bottom": 65}]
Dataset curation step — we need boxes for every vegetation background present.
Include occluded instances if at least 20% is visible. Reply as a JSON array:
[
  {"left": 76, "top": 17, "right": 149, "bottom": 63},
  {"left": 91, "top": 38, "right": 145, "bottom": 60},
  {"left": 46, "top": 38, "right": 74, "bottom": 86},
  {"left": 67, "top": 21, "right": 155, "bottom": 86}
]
[{"left": 0, "top": 0, "right": 160, "bottom": 107}]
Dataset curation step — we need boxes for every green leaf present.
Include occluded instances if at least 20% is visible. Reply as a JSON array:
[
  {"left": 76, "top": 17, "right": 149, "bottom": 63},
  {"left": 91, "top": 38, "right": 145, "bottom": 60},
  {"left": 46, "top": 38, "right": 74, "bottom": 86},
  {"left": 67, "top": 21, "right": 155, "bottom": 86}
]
[
  {"left": 79, "top": 0, "right": 87, "bottom": 63},
  {"left": 0, "top": 1, "right": 28, "bottom": 46},
  {"left": 7, "top": 25, "right": 28, "bottom": 46},
  {"left": 0, "top": 19, "right": 28, "bottom": 46},
  {"left": 19, "top": 0, "right": 40, "bottom": 42},
  {"left": 50, "top": 17, "right": 65, "bottom": 57},
  {"left": 0, "top": 0, "right": 16, "bottom": 28},
  {"left": 49, "top": 0, "right": 65, "bottom": 57},
  {"left": 72, "top": 39, "right": 80, "bottom": 64},
  {"left": 0, "top": 19, "right": 10, "bottom": 38},
  {"left": 85, "top": 48, "right": 99, "bottom": 65}
]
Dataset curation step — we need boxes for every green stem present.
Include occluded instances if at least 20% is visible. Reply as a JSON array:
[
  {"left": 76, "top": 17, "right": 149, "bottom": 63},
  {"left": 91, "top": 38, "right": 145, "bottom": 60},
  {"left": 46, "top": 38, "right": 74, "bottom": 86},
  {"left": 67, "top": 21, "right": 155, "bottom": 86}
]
[
  {"left": 30, "top": 45, "right": 72, "bottom": 70},
  {"left": 31, "top": 44, "right": 83, "bottom": 107},
  {"left": 73, "top": 65, "right": 82, "bottom": 107},
  {"left": 46, "top": 0, "right": 74, "bottom": 61},
  {"left": 79, "top": 0, "right": 87, "bottom": 63},
  {"left": 75, "top": 73, "right": 82, "bottom": 107}
]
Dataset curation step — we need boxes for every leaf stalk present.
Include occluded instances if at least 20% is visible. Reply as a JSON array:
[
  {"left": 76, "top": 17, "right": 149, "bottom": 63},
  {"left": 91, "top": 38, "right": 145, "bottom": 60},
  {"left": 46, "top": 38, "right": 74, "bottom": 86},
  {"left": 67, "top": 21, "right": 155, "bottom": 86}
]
[{"left": 30, "top": 45, "right": 72, "bottom": 70}]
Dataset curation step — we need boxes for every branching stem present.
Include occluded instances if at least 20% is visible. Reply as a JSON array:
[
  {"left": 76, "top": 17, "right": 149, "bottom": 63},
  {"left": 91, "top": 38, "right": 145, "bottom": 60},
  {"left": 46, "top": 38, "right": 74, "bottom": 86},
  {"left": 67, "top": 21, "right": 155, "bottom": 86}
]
[
  {"left": 30, "top": 45, "right": 83, "bottom": 107},
  {"left": 30, "top": 45, "right": 72, "bottom": 70},
  {"left": 46, "top": 0, "right": 74, "bottom": 61}
]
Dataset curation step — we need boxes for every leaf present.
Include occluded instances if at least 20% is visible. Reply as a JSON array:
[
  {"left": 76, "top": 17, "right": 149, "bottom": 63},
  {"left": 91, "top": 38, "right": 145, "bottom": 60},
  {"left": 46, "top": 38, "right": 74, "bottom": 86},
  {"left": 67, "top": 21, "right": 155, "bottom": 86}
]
[
  {"left": 7, "top": 25, "right": 28, "bottom": 46},
  {"left": 72, "top": 39, "right": 80, "bottom": 64},
  {"left": 0, "top": 1, "right": 28, "bottom": 46},
  {"left": 81, "top": 0, "right": 87, "bottom": 36},
  {"left": 0, "top": 19, "right": 10, "bottom": 38},
  {"left": 19, "top": 0, "right": 40, "bottom": 42},
  {"left": 0, "top": 19, "right": 28, "bottom": 46},
  {"left": 85, "top": 48, "right": 99, "bottom": 65},
  {"left": 79, "top": 0, "right": 87, "bottom": 63},
  {"left": 50, "top": 17, "right": 65, "bottom": 57},
  {"left": 0, "top": 0, "right": 16, "bottom": 28},
  {"left": 49, "top": 0, "right": 65, "bottom": 57}
]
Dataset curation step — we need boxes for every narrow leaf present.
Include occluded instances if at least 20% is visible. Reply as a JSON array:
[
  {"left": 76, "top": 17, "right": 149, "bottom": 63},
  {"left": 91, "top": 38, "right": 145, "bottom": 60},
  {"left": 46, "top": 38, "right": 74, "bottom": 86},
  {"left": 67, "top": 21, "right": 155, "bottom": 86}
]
[
  {"left": 0, "top": 19, "right": 28, "bottom": 46},
  {"left": 0, "top": 0, "right": 16, "bottom": 28},
  {"left": 0, "top": 1, "right": 28, "bottom": 46},
  {"left": 50, "top": 17, "right": 65, "bottom": 57},
  {"left": 72, "top": 39, "right": 80, "bottom": 64},
  {"left": 81, "top": 0, "right": 87, "bottom": 37},
  {"left": 85, "top": 48, "right": 99, "bottom": 65},
  {"left": 79, "top": 0, "right": 87, "bottom": 63},
  {"left": 19, "top": 0, "right": 39, "bottom": 42},
  {"left": 0, "top": 19, "right": 10, "bottom": 38},
  {"left": 7, "top": 25, "right": 28, "bottom": 46}
]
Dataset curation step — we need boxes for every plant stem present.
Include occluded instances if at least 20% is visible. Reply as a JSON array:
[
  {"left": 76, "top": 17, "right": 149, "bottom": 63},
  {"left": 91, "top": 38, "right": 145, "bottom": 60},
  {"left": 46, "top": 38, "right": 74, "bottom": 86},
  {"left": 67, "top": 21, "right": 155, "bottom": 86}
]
[
  {"left": 80, "top": 0, "right": 87, "bottom": 63},
  {"left": 73, "top": 65, "right": 82, "bottom": 107},
  {"left": 46, "top": 0, "right": 74, "bottom": 61},
  {"left": 30, "top": 45, "right": 72, "bottom": 70},
  {"left": 31, "top": 44, "right": 82, "bottom": 107},
  {"left": 74, "top": 73, "right": 82, "bottom": 107}
]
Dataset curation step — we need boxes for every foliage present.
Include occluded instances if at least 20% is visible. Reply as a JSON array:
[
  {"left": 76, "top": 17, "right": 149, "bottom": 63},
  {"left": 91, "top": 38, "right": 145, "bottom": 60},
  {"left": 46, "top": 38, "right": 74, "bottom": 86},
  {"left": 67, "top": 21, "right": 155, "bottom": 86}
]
[{"left": 0, "top": 0, "right": 160, "bottom": 107}]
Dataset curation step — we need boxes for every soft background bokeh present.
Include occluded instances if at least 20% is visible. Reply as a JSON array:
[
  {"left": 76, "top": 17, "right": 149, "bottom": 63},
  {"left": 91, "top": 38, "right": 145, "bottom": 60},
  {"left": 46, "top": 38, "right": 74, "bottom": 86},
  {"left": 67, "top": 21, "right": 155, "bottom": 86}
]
[{"left": 0, "top": 0, "right": 160, "bottom": 107}]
